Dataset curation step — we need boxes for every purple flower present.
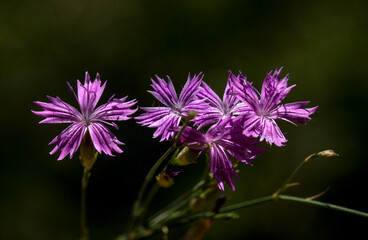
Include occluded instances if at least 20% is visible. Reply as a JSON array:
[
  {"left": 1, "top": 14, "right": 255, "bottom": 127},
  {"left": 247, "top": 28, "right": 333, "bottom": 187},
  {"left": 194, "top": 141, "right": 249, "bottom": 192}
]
[
  {"left": 180, "top": 118, "right": 264, "bottom": 191},
  {"left": 230, "top": 68, "right": 318, "bottom": 146},
  {"left": 135, "top": 73, "right": 208, "bottom": 141},
  {"left": 32, "top": 72, "right": 137, "bottom": 160},
  {"left": 194, "top": 75, "right": 247, "bottom": 129}
]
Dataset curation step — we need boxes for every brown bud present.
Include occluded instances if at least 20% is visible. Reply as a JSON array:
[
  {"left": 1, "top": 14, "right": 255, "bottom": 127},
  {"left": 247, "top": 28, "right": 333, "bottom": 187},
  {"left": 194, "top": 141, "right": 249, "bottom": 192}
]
[
  {"left": 317, "top": 150, "right": 339, "bottom": 158},
  {"left": 156, "top": 171, "right": 174, "bottom": 188}
]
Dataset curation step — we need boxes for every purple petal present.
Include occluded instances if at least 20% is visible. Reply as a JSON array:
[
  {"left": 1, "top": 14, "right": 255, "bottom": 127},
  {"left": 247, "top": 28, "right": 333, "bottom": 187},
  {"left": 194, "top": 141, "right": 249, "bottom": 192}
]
[
  {"left": 193, "top": 107, "right": 225, "bottom": 129},
  {"left": 259, "top": 118, "right": 287, "bottom": 146},
  {"left": 179, "top": 72, "right": 203, "bottom": 106},
  {"left": 180, "top": 126, "right": 208, "bottom": 150},
  {"left": 209, "top": 144, "right": 239, "bottom": 191},
  {"left": 88, "top": 122, "right": 124, "bottom": 156},
  {"left": 197, "top": 81, "right": 223, "bottom": 109},
  {"left": 223, "top": 78, "right": 240, "bottom": 108},
  {"left": 135, "top": 107, "right": 172, "bottom": 126},
  {"left": 260, "top": 69, "right": 295, "bottom": 112},
  {"left": 136, "top": 106, "right": 183, "bottom": 141},
  {"left": 182, "top": 99, "right": 209, "bottom": 114},
  {"left": 194, "top": 81, "right": 231, "bottom": 128},
  {"left": 77, "top": 72, "right": 106, "bottom": 116},
  {"left": 49, "top": 122, "right": 87, "bottom": 160},
  {"left": 139, "top": 73, "right": 209, "bottom": 141},
  {"left": 152, "top": 114, "right": 181, "bottom": 142},
  {"left": 229, "top": 71, "right": 259, "bottom": 111},
  {"left": 32, "top": 96, "right": 82, "bottom": 124},
  {"left": 149, "top": 75, "right": 178, "bottom": 107},
  {"left": 92, "top": 97, "right": 138, "bottom": 121},
  {"left": 271, "top": 102, "right": 318, "bottom": 125},
  {"left": 223, "top": 135, "right": 266, "bottom": 164},
  {"left": 241, "top": 114, "right": 263, "bottom": 138}
]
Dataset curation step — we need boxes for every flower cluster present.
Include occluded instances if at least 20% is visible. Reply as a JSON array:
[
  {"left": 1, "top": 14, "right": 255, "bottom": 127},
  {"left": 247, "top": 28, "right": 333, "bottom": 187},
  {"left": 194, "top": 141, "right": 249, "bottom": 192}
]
[
  {"left": 137, "top": 68, "right": 317, "bottom": 190},
  {"left": 33, "top": 68, "right": 317, "bottom": 191}
]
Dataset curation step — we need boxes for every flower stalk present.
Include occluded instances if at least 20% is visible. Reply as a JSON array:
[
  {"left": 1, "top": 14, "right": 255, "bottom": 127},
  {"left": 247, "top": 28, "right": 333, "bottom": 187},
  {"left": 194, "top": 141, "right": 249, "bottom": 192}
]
[
  {"left": 79, "top": 133, "right": 98, "bottom": 240},
  {"left": 272, "top": 154, "right": 314, "bottom": 199},
  {"left": 273, "top": 150, "right": 339, "bottom": 199},
  {"left": 128, "top": 113, "right": 195, "bottom": 239},
  {"left": 179, "top": 193, "right": 368, "bottom": 224},
  {"left": 121, "top": 149, "right": 368, "bottom": 240},
  {"left": 80, "top": 167, "right": 91, "bottom": 240}
]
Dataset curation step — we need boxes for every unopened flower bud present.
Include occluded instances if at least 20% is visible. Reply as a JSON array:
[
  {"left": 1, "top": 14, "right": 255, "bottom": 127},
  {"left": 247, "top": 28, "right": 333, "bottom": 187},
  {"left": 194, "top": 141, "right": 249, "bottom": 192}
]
[
  {"left": 80, "top": 132, "right": 98, "bottom": 170},
  {"left": 174, "top": 147, "right": 200, "bottom": 166},
  {"left": 156, "top": 165, "right": 184, "bottom": 188},
  {"left": 156, "top": 171, "right": 174, "bottom": 188},
  {"left": 187, "top": 110, "right": 197, "bottom": 120},
  {"left": 317, "top": 150, "right": 339, "bottom": 158}
]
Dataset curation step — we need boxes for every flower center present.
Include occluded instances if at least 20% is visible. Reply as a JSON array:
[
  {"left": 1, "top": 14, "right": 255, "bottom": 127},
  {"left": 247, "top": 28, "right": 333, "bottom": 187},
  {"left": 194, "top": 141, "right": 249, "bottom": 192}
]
[
  {"left": 255, "top": 104, "right": 269, "bottom": 117},
  {"left": 82, "top": 115, "right": 92, "bottom": 126}
]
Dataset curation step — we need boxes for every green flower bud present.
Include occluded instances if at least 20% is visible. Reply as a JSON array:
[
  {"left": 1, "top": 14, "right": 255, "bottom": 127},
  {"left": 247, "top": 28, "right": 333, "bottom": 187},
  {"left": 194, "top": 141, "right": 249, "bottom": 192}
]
[
  {"left": 80, "top": 132, "right": 98, "bottom": 170},
  {"left": 187, "top": 110, "right": 197, "bottom": 120},
  {"left": 174, "top": 147, "right": 200, "bottom": 166}
]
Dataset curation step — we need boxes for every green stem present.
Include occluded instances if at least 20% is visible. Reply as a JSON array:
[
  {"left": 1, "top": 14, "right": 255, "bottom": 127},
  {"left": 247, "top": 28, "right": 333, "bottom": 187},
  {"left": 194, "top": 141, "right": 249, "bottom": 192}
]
[
  {"left": 134, "top": 146, "right": 175, "bottom": 212},
  {"left": 278, "top": 195, "right": 368, "bottom": 218},
  {"left": 139, "top": 182, "right": 160, "bottom": 222},
  {"left": 148, "top": 153, "right": 211, "bottom": 227},
  {"left": 176, "top": 193, "right": 368, "bottom": 225},
  {"left": 215, "top": 194, "right": 368, "bottom": 218},
  {"left": 220, "top": 195, "right": 274, "bottom": 213},
  {"left": 128, "top": 146, "right": 175, "bottom": 237},
  {"left": 128, "top": 115, "right": 193, "bottom": 239},
  {"left": 148, "top": 179, "right": 207, "bottom": 227},
  {"left": 273, "top": 152, "right": 317, "bottom": 198},
  {"left": 80, "top": 168, "right": 91, "bottom": 240}
]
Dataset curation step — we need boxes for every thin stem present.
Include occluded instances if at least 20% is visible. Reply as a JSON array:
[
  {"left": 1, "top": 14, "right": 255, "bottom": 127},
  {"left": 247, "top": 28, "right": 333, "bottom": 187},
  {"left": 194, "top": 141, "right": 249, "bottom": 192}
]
[
  {"left": 273, "top": 152, "right": 317, "bottom": 198},
  {"left": 134, "top": 146, "right": 175, "bottom": 213},
  {"left": 148, "top": 180, "right": 207, "bottom": 227},
  {"left": 220, "top": 195, "right": 274, "bottom": 213},
  {"left": 139, "top": 182, "right": 160, "bottom": 222},
  {"left": 173, "top": 196, "right": 274, "bottom": 223},
  {"left": 176, "top": 193, "right": 368, "bottom": 226},
  {"left": 278, "top": 195, "right": 368, "bottom": 218},
  {"left": 128, "top": 116, "right": 193, "bottom": 239},
  {"left": 148, "top": 153, "right": 211, "bottom": 227},
  {"left": 128, "top": 146, "right": 175, "bottom": 237},
  {"left": 80, "top": 168, "right": 91, "bottom": 240}
]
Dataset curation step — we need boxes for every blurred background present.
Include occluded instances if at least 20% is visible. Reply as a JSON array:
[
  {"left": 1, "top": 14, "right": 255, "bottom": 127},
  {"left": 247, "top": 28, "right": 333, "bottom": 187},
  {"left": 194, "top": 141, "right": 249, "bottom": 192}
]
[{"left": 1, "top": 0, "right": 367, "bottom": 239}]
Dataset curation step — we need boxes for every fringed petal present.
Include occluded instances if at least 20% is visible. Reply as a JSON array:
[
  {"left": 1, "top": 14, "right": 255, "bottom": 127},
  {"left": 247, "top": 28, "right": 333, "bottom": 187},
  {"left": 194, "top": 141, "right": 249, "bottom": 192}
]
[
  {"left": 49, "top": 122, "right": 86, "bottom": 160},
  {"left": 32, "top": 96, "right": 82, "bottom": 124},
  {"left": 271, "top": 102, "right": 318, "bottom": 125},
  {"left": 259, "top": 118, "right": 287, "bottom": 146},
  {"left": 77, "top": 72, "right": 106, "bottom": 116},
  {"left": 179, "top": 72, "right": 203, "bottom": 106},
  {"left": 88, "top": 122, "right": 124, "bottom": 156},
  {"left": 210, "top": 145, "right": 239, "bottom": 191},
  {"left": 92, "top": 97, "right": 138, "bottom": 121}
]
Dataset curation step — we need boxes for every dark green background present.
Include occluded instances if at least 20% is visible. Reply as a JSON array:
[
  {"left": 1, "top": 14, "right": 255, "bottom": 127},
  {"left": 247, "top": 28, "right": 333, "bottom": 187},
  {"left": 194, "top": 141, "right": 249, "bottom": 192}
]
[{"left": 1, "top": 0, "right": 367, "bottom": 239}]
